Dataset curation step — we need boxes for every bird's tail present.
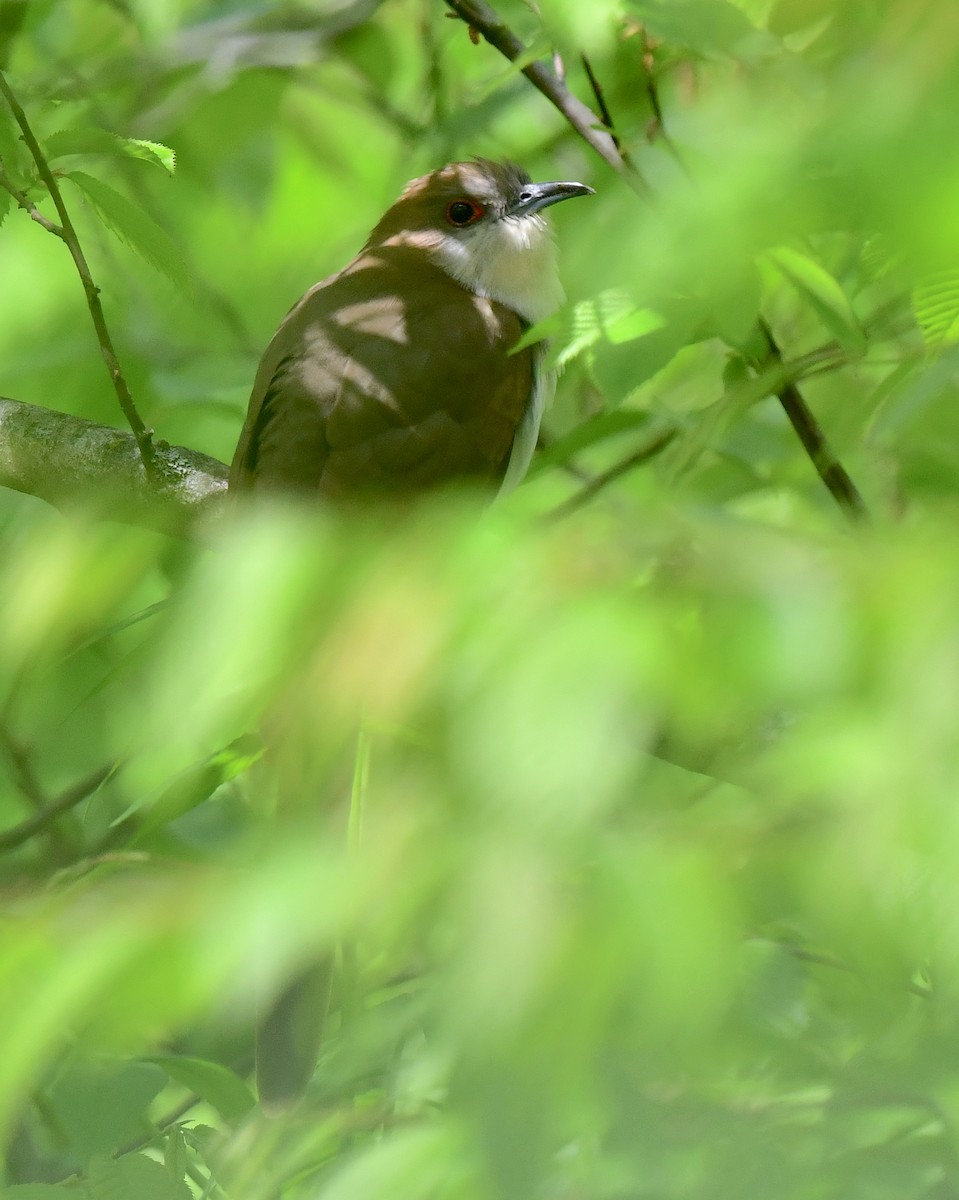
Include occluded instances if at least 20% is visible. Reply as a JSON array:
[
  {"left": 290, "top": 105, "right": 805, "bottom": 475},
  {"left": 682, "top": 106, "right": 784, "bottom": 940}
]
[{"left": 255, "top": 956, "right": 335, "bottom": 1114}]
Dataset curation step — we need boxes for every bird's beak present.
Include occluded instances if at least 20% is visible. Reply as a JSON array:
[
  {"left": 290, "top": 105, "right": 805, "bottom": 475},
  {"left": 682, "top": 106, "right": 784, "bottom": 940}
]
[{"left": 507, "top": 179, "right": 595, "bottom": 218}]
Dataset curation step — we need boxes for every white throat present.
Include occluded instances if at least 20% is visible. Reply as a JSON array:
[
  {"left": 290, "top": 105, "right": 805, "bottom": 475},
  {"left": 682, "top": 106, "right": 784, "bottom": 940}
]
[{"left": 427, "top": 214, "right": 564, "bottom": 324}]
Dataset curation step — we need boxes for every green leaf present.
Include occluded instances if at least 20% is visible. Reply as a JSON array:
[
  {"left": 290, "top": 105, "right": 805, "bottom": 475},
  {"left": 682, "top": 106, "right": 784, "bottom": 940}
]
[
  {"left": 766, "top": 245, "right": 867, "bottom": 357},
  {"left": 604, "top": 305, "right": 667, "bottom": 344},
  {"left": 319, "top": 1126, "right": 475, "bottom": 1200},
  {"left": 0, "top": 187, "right": 10, "bottom": 229},
  {"left": 550, "top": 292, "right": 667, "bottom": 370},
  {"left": 128, "top": 733, "right": 263, "bottom": 836},
  {"left": 162, "top": 1126, "right": 188, "bottom": 1187},
  {"left": 913, "top": 271, "right": 959, "bottom": 347},
  {"left": 45, "top": 129, "right": 176, "bottom": 174},
  {"left": 63, "top": 171, "right": 189, "bottom": 290},
  {"left": 88, "top": 1154, "right": 191, "bottom": 1200},
  {"left": 148, "top": 1055, "right": 256, "bottom": 1122},
  {"left": 47, "top": 1059, "right": 167, "bottom": 1159}
]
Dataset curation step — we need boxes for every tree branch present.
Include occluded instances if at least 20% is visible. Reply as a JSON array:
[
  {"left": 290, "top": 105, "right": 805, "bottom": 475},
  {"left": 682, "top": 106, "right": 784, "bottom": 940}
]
[
  {"left": 0, "top": 396, "right": 228, "bottom": 538},
  {"left": 0, "top": 69, "right": 157, "bottom": 471},
  {"left": 444, "top": 0, "right": 631, "bottom": 179}
]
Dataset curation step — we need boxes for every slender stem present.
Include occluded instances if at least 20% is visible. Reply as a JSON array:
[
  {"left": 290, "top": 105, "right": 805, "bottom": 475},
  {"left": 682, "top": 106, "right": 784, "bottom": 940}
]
[
  {"left": 0, "top": 161, "right": 63, "bottom": 235},
  {"left": 0, "top": 723, "right": 89, "bottom": 859},
  {"left": 546, "top": 426, "right": 677, "bottom": 521},
  {"left": 0, "top": 764, "right": 112, "bottom": 852},
  {"left": 0, "top": 70, "right": 156, "bottom": 471}
]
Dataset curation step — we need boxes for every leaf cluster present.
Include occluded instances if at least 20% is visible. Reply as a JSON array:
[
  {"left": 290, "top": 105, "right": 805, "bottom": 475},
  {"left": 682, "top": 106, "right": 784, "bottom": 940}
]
[{"left": 2, "top": 2, "right": 959, "bottom": 1198}]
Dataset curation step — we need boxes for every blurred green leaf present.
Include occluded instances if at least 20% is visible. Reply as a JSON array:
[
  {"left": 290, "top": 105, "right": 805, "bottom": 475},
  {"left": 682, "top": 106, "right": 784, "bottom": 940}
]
[
  {"left": 46, "top": 1059, "right": 166, "bottom": 1159},
  {"left": 533, "top": 409, "right": 652, "bottom": 472},
  {"left": 913, "top": 270, "right": 959, "bottom": 347},
  {"left": 626, "top": 0, "right": 774, "bottom": 57},
  {"left": 147, "top": 1055, "right": 255, "bottom": 1122},
  {"left": 88, "top": 1154, "right": 190, "bottom": 1200},
  {"left": 766, "top": 245, "right": 868, "bottom": 357},
  {"left": 318, "top": 1125, "right": 477, "bottom": 1200}
]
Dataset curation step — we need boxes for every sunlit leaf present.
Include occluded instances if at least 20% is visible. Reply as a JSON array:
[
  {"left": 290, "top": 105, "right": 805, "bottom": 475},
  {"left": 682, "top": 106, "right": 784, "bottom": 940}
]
[{"left": 45, "top": 129, "right": 176, "bottom": 174}]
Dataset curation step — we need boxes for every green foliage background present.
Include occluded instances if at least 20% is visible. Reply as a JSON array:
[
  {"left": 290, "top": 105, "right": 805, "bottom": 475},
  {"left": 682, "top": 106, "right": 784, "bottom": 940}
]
[{"left": 2, "top": 0, "right": 959, "bottom": 1196}]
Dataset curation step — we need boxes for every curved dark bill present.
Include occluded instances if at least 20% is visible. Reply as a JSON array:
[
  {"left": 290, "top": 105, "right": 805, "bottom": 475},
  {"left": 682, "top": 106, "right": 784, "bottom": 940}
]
[{"left": 507, "top": 180, "right": 595, "bottom": 218}]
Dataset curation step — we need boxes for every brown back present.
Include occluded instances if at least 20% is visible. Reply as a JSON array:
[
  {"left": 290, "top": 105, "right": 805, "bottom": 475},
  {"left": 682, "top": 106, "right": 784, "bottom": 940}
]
[{"left": 230, "top": 245, "right": 534, "bottom": 499}]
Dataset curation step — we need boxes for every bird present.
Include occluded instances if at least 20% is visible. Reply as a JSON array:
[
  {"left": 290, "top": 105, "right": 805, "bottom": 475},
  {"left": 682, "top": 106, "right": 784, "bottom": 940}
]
[
  {"left": 231, "top": 158, "right": 593, "bottom": 1112},
  {"left": 229, "top": 157, "right": 594, "bottom": 500}
]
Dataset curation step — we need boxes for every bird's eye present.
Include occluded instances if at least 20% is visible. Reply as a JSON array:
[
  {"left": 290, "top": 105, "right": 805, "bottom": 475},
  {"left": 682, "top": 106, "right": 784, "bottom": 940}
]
[{"left": 446, "top": 199, "right": 484, "bottom": 227}]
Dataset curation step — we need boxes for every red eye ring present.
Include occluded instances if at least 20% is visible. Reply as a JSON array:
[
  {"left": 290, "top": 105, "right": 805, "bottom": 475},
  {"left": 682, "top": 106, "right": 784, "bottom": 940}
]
[{"left": 446, "top": 198, "right": 484, "bottom": 227}]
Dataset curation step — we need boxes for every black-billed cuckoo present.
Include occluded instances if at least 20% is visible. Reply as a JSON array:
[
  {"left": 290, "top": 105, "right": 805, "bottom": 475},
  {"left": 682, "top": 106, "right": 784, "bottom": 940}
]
[
  {"left": 235, "top": 159, "right": 593, "bottom": 1111},
  {"left": 230, "top": 158, "right": 593, "bottom": 498}
]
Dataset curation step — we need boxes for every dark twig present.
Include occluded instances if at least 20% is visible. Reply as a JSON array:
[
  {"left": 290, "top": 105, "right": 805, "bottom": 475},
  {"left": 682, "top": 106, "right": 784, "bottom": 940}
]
[
  {"left": 757, "top": 320, "right": 869, "bottom": 523},
  {"left": 0, "top": 69, "right": 156, "bottom": 472},
  {"left": 580, "top": 52, "right": 634, "bottom": 170},
  {"left": 0, "top": 764, "right": 113, "bottom": 852},
  {"left": 447, "top": 0, "right": 869, "bottom": 523},
  {"left": 0, "top": 724, "right": 47, "bottom": 813},
  {"left": 545, "top": 426, "right": 677, "bottom": 521}
]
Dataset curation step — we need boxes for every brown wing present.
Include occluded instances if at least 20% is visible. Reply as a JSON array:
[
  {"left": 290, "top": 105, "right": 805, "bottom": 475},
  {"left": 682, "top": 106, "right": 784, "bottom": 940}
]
[{"left": 229, "top": 245, "right": 534, "bottom": 499}]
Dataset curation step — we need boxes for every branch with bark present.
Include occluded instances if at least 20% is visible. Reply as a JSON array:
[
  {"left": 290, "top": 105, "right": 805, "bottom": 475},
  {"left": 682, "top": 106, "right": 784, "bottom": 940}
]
[{"left": 0, "top": 396, "right": 228, "bottom": 538}]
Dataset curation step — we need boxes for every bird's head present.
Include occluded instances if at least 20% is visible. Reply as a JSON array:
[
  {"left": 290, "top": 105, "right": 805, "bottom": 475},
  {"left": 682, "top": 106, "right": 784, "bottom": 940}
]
[{"left": 363, "top": 159, "right": 594, "bottom": 323}]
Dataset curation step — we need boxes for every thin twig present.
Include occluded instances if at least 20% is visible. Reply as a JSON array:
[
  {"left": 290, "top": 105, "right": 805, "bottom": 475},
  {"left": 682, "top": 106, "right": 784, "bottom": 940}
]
[
  {"left": 447, "top": 0, "right": 869, "bottom": 523},
  {"left": 0, "top": 69, "right": 156, "bottom": 472},
  {"left": 580, "top": 52, "right": 634, "bottom": 170},
  {"left": 115, "top": 1094, "right": 203, "bottom": 1159},
  {"left": 545, "top": 426, "right": 677, "bottom": 521},
  {"left": 0, "top": 161, "right": 63, "bottom": 235},
  {"left": 0, "top": 764, "right": 112, "bottom": 852}
]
